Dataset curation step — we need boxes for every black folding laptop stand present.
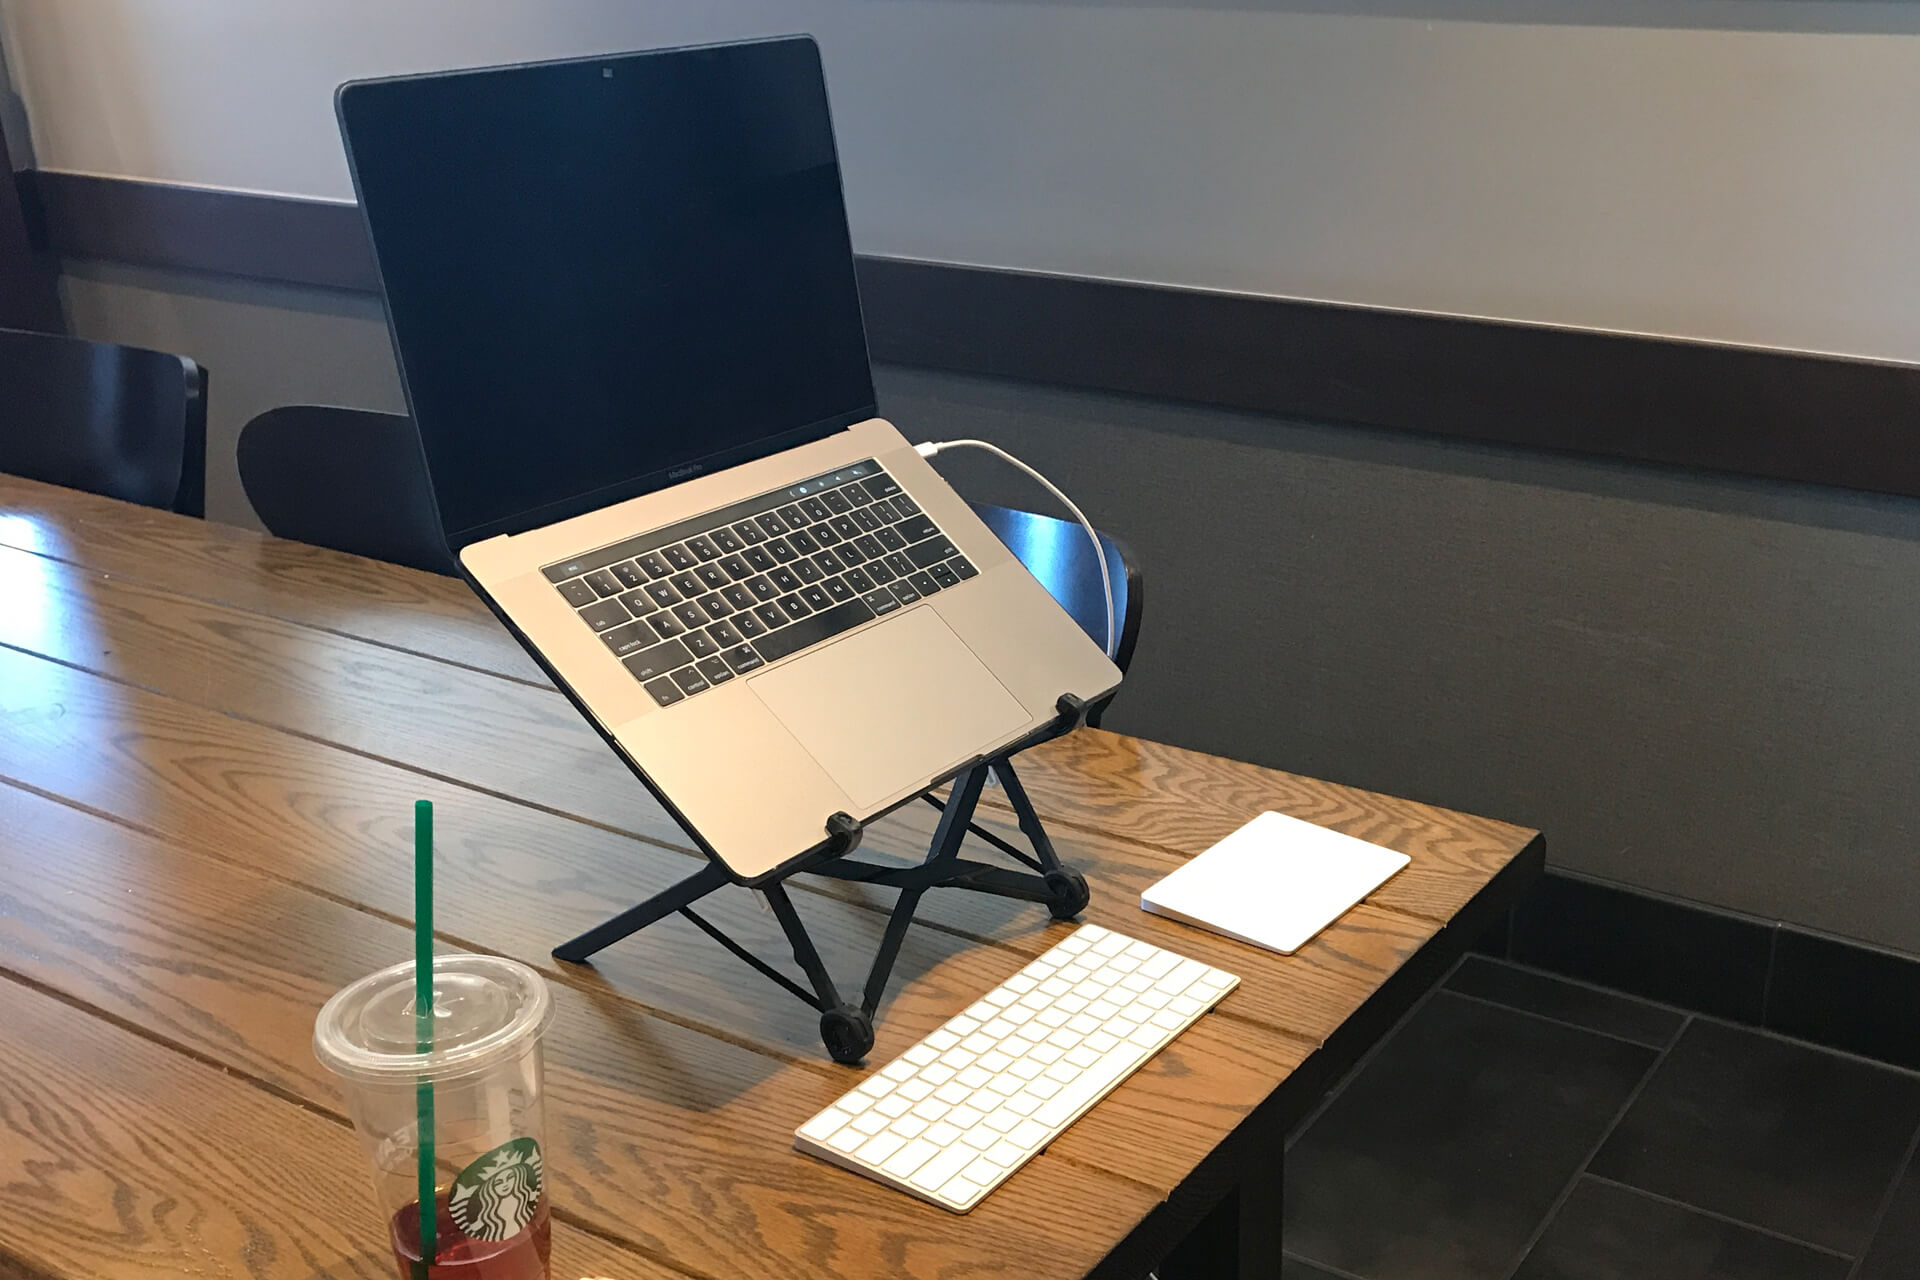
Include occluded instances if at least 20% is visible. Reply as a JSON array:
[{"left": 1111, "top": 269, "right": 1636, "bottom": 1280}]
[{"left": 554, "top": 694, "right": 1096, "bottom": 1064}]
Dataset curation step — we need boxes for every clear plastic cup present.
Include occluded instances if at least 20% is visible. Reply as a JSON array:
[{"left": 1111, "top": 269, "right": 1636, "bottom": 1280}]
[{"left": 315, "top": 954, "right": 554, "bottom": 1280}]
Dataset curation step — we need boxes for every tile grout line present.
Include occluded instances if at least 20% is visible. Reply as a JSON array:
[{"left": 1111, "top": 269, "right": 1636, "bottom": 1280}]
[
  {"left": 1583, "top": 1173, "right": 1853, "bottom": 1261},
  {"left": 1440, "top": 986, "right": 1673, "bottom": 1052},
  {"left": 1284, "top": 953, "right": 1469, "bottom": 1151},
  {"left": 1844, "top": 1115, "right": 1920, "bottom": 1280},
  {"left": 1279, "top": 1249, "right": 1371, "bottom": 1280},
  {"left": 1496, "top": 1012, "right": 1691, "bottom": 1280}
]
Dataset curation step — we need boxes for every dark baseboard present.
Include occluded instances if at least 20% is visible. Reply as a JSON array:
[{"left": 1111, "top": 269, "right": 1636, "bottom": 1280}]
[
  {"left": 20, "top": 169, "right": 1920, "bottom": 501},
  {"left": 1483, "top": 871, "right": 1920, "bottom": 1072}
]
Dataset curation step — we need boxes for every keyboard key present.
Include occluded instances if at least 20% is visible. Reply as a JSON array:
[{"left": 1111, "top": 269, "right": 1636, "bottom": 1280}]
[
  {"left": 908, "top": 538, "right": 959, "bottom": 569},
  {"left": 601, "top": 621, "right": 655, "bottom": 658},
  {"left": 745, "top": 574, "right": 780, "bottom": 602},
  {"left": 583, "top": 569, "right": 624, "bottom": 598},
  {"left": 642, "top": 676, "right": 683, "bottom": 706},
  {"left": 644, "top": 581, "right": 682, "bottom": 608},
  {"left": 854, "top": 534, "right": 886, "bottom": 560},
  {"left": 779, "top": 504, "right": 808, "bottom": 528},
  {"left": 753, "top": 598, "right": 875, "bottom": 664},
  {"left": 753, "top": 603, "right": 788, "bottom": 631},
  {"left": 577, "top": 598, "right": 631, "bottom": 631},
  {"left": 892, "top": 493, "right": 922, "bottom": 517},
  {"left": 718, "top": 554, "right": 753, "bottom": 582},
  {"left": 857, "top": 1133, "right": 907, "bottom": 1167},
  {"left": 876, "top": 527, "right": 908, "bottom": 551},
  {"left": 793, "top": 560, "right": 823, "bottom": 585},
  {"left": 696, "top": 564, "right": 730, "bottom": 591},
  {"left": 696, "top": 592, "right": 733, "bottom": 619},
  {"left": 622, "top": 638, "right": 694, "bottom": 681},
  {"left": 767, "top": 567, "right": 800, "bottom": 594},
  {"left": 696, "top": 656, "right": 734, "bottom": 685},
  {"left": 927, "top": 562, "right": 960, "bottom": 589},
  {"left": 800, "top": 1107, "right": 852, "bottom": 1144},
  {"left": 662, "top": 544, "right": 697, "bottom": 571},
  {"left": 708, "top": 620, "right": 744, "bottom": 648},
  {"left": 844, "top": 484, "right": 874, "bottom": 506},
  {"left": 948, "top": 556, "right": 979, "bottom": 580},
  {"left": 683, "top": 631, "right": 719, "bottom": 660},
  {"left": 799, "top": 497, "right": 830, "bottom": 522},
  {"left": 672, "top": 601, "right": 711, "bottom": 629},
  {"left": 845, "top": 567, "right": 875, "bottom": 593},
  {"left": 686, "top": 535, "right": 719, "bottom": 562},
  {"left": 756, "top": 512, "right": 788, "bottom": 538},
  {"left": 733, "top": 610, "right": 766, "bottom": 639},
  {"left": 862, "top": 474, "right": 900, "bottom": 499},
  {"left": 744, "top": 546, "right": 776, "bottom": 572},
  {"left": 616, "top": 589, "right": 657, "bottom": 617},
  {"left": 556, "top": 578, "right": 598, "bottom": 607},
  {"left": 822, "top": 488, "right": 853, "bottom": 515},
  {"left": 886, "top": 552, "right": 916, "bottom": 578},
  {"left": 824, "top": 577, "right": 855, "bottom": 603},
  {"left": 897, "top": 515, "right": 938, "bottom": 543},
  {"left": 671, "top": 571, "right": 703, "bottom": 597},
  {"left": 909, "top": 1145, "right": 975, "bottom": 1193},
  {"left": 648, "top": 612, "right": 686, "bottom": 639},
  {"left": 862, "top": 588, "right": 900, "bottom": 615},
  {"left": 890, "top": 580, "right": 921, "bottom": 606},
  {"left": 852, "top": 507, "right": 882, "bottom": 532},
  {"left": 836, "top": 540, "right": 868, "bottom": 567},
  {"left": 609, "top": 561, "right": 648, "bottom": 588},
  {"left": 811, "top": 522, "right": 842, "bottom": 547},
  {"left": 670, "top": 666, "right": 709, "bottom": 696},
  {"left": 882, "top": 1139, "right": 939, "bottom": 1180},
  {"left": 865, "top": 559, "right": 897, "bottom": 585},
  {"left": 907, "top": 570, "right": 941, "bottom": 597},
  {"left": 711, "top": 527, "right": 744, "bottom": 554},
  {"left": 733, "top": 520, "right": 766, "bottom": 545},
  {"left": 636, "top": 551, "right": 673, "bottom": 579},
  {"left": 813, "top": 549, "right": 846, "bottom": 575},
  {"left": 722, "top": 644, "right": 764, "bottom": 675},
  {"left": 722, "top": 584, "right": 755, "bottom": 611},
  {"left": 789, "top": 529, "right": 821, "bottom": 555},
  {"left": 777, "top": 594, "right": 812, "bottom": 622},
  {"left": 799, "top": 584, "right": 832, "bottom": 612},
  {"left": 766, "top": 537, "right": 797, "bottom": 563},
  {"left": 830, "top": 514, "right": 860, "bottom": 539}
]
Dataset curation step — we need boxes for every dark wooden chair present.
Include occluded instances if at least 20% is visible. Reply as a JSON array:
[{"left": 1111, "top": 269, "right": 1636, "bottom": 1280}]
[
  {"left": 237, "top": 405, "right": 457, "bottom": 575},
  {"left": 969, "top": 503, "right": 1141, "bottom": 727},
  {"left": 0, "top": 327, "right": 206, "bottom": 516},
  {"left": 234, "top": 407, "right": 1143, "bottom": 720}
]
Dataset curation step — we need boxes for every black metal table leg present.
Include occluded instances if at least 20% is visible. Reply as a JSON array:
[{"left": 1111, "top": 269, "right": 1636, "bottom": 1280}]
[{"left": 1157, "top": 1144, "right": 1284, "bottom": 1280}]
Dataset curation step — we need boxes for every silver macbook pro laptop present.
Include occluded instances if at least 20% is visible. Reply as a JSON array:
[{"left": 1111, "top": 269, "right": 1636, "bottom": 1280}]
[{"left": 337, "top": 36, "right": 1120, "bottom": 885}]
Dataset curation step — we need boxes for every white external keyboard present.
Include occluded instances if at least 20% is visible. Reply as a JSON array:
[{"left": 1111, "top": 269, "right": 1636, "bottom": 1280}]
[{"left": 794, "top": 923, "right": 1238, "bottom": 1212}]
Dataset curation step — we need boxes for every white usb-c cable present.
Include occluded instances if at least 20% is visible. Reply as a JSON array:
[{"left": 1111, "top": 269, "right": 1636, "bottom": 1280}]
[{"left": 913, "top": 439, "right": 1115, "bottom": 660}]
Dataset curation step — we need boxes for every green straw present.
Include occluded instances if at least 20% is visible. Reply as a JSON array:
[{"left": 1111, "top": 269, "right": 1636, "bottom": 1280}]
[{"left": 414, "top": 799, "right": 435, "bottom": 1278}]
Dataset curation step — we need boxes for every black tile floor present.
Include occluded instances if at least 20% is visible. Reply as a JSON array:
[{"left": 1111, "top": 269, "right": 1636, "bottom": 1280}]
[{"left": 1279, "top": 955, "right": 1920, "bottom": 1279}]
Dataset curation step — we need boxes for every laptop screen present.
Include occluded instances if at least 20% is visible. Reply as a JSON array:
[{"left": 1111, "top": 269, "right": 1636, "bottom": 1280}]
[{"left": 338, "top": 37, "right": 876, "bottom": 543}]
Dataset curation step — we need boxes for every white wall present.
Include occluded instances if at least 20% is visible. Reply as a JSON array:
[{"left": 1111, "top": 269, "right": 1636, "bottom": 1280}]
[{"left": 5, "top": 0, "right": 1920, "bottom": 359}]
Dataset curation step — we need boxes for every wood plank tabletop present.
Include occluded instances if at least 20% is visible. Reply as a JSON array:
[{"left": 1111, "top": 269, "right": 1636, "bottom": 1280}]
[{"left": 0, "top": 473, "right": 1543, "bottom": 1280}]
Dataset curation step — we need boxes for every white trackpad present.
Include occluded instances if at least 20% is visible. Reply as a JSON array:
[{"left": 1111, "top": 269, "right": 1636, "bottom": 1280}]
[{"left": 748, "top": 607, "right": 1030, "bottom": 809}]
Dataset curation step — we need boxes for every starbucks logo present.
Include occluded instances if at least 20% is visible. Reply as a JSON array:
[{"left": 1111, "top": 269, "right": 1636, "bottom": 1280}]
[{"left": 448, "top": 1138, "right": 544, "bottom": 1242}]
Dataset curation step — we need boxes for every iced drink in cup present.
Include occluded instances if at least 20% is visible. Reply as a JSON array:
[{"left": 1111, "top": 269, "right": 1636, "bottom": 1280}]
[{"left": 316, "top": 954, "right": 554, "bottom": 1279}]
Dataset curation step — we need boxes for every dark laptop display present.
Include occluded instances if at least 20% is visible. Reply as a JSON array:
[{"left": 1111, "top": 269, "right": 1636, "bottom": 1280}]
[{"left": 337, "top": 36, "right": 876, "bottom": 545}]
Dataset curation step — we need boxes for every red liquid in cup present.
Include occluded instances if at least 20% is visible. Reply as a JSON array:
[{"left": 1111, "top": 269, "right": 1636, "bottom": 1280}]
[{"left": 389, "top": 1194, "right": 551, "bottom": 1280}]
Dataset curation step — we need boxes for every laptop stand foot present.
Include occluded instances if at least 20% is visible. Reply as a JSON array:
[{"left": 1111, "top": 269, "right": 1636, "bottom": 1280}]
[
  {"left": 820, "top": 1004, "right": 876, "bottom": 1065},
  {"left": 1044, "top": 868, "right": 1091, "bottom": 920}
]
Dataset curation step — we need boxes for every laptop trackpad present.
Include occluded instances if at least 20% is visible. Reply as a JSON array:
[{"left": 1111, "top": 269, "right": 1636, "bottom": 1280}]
[{"left": 748, "top": 606, "right": 1030, "bottom": 810}]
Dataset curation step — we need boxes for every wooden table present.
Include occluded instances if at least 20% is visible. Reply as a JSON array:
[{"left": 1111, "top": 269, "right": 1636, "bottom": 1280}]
[{"left": 0, "top": 473, "right": 1541, "bottom": 1280}]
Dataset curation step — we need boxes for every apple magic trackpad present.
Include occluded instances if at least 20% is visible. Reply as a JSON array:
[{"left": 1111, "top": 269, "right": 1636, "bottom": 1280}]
[{"left": 748, "top": 606, "right": 1030, "bottom": 809}]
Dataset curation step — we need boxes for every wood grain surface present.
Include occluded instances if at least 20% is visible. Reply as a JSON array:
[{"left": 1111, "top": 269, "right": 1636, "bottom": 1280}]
[{"left": 0, "top": 474, "right": 1540, "bottom": 1279}]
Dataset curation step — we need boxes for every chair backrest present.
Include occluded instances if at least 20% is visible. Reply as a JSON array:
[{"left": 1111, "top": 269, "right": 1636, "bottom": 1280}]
[
  {"left": 969, "top": 502, "right": 1143, "bottom": 727},
  {"left": 236, "top": 405, "right": 457, "bottom": 575},
  {"left": 0, "top": 327, "right": 206, "bottom": 516}
]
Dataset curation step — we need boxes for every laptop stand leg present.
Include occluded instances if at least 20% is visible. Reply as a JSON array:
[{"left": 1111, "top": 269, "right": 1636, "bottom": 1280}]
[{"left": 551, "top": 858, "right": 730, "bottom": 963}]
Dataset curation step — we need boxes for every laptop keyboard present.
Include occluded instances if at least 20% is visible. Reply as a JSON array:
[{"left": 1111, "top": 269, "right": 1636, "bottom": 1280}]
[{"left": 541, "top": 460, "right": 979, "bottom": 708}]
